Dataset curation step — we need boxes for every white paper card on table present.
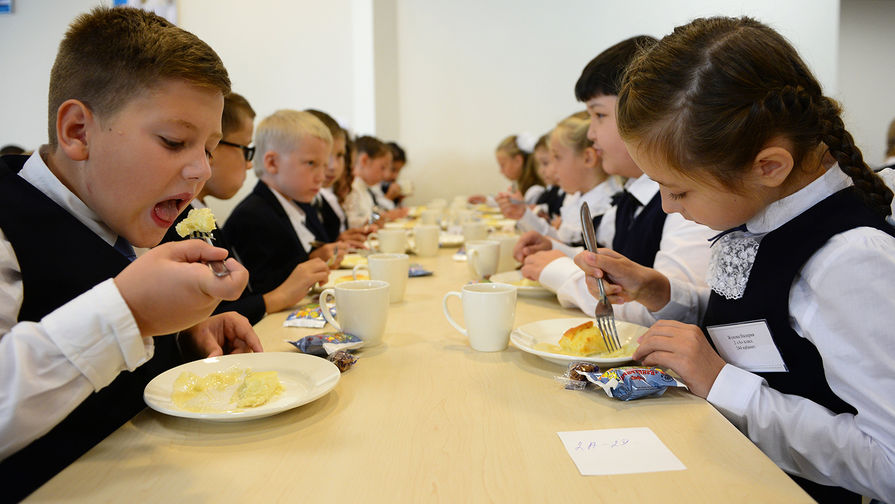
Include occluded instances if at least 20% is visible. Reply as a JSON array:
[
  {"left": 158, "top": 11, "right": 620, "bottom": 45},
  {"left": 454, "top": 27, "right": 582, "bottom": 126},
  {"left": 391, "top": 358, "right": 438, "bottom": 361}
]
[
  {"left": 557, "top": 427, "right": 686, "bottom": 476},
  {"left": 705, "top": 319, "right": 787, "bottom": 373}
]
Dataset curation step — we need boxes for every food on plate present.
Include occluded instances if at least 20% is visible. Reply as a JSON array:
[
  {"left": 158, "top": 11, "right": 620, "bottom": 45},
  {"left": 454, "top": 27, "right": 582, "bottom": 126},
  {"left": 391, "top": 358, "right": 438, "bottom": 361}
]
[
  {"left": 509, "top": 277, "right": 541, "bottom": 288},
  {"left": 171, "top": 367, "right": 283, "bottom": 412},
  {"left": 336, "top": 273, "right": 368, "bottom": 284},
  {"left": 559, "top": 321, "right": 611, "bottom": 355},
  {"left": 234, "top": 371, "right": 285, "bottom": 408},
  {"left": 175, "top": 207, "right": 217, "bottom": 237}
]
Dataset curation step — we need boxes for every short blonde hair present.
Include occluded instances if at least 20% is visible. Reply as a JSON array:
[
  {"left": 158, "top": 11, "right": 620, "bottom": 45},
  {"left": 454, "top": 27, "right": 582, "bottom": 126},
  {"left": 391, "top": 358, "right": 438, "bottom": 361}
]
[
  {"left": 253, "top": 109, "right": 334, "bottom": 177},
  {"left": 550, "top": 114, "right": 591, "bottom": 154}
]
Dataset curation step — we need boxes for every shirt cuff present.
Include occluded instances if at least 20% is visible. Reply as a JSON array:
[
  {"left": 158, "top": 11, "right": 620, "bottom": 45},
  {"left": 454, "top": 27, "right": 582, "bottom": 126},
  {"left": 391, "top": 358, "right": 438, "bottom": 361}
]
[
  {"left": 706, "top": 363, "right": 765, "bottom": 421},
  {"left": 539, "top": 256, "right": 580, "bottom": 291},
  {"left": 41, "top": 278, "right": 152, "bottom": 391},
  {"left": 517, "top": 209, "right": 546, "bottom": 234},
  {"left": 551, "top": 241, "right": 581, "bottom": 258},
  {"left": 652, "top": 278, "right": 697, "bottom": 321}
]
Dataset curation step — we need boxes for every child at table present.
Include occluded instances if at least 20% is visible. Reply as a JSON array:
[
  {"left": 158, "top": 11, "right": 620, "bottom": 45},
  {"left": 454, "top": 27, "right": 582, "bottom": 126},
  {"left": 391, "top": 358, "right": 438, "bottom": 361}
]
[
  {"left": 306, "top": 108, "right": 369, "bottom": 248},
  {"left": 382, "top": 141, "right": 409, "bottom": 207},
  {"left": 503, "top": 115, "right": 619, "bottom": 246},
  {"left": 514, "top": 35, "right": 714, "bottom": 327},
  {"left": 532, "top": 133, "right": 566, "bottom": 221},
  {"left": 225, "top": 110, "right": 345, "bottom": 296},
  {"left": 469, "top": 133, "right": 545, "bottom": 206},
  {"left": 161, "top": 95, "right": 331, "bottom": 321},
  {"left": 343, "top": 135, "right": 408, "bottom": 228},
  {"left": 0, "top": 7, "right": 261, "bottom": 499},
  {"left": 574, "top": 17, "right": 895, "bottom": 503}
]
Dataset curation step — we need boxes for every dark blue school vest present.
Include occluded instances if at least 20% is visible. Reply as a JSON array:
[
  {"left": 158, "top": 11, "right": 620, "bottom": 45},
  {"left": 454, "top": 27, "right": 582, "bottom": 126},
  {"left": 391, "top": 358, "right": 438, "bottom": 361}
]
[
  {"left": 610, "top": 191, "right": 667, "bottom": 267},
  {"left": 536, "top": 185, "right": 565, "bottom": 218},
  {"left": 0, "top": 154, "right": 182, "bottom": 501},
  {"left": 700, "top": 187, "right": 895, "bottom": 504}
]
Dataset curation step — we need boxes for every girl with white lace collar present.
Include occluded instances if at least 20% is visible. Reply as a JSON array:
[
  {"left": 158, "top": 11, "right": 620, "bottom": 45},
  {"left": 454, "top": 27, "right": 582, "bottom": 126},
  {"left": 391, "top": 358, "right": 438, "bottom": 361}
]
[{"left": 573, "top": 17, "right": 895, "bottom": 504}]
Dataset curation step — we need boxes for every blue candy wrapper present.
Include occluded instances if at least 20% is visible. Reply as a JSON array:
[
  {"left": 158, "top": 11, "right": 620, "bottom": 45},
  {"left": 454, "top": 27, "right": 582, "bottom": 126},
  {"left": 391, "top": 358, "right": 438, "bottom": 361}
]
[
  {"left": 287, "top": 332, "right": 363, "bottom": 357},
  {"left": 581, "top": 366, "right": 686, "bottom": 401},
  {"left": 283, "top": 303, "right": 337, "bottom": 328},
  {"left": 409, "top": 263, "right": 433, "bottom": 277}
]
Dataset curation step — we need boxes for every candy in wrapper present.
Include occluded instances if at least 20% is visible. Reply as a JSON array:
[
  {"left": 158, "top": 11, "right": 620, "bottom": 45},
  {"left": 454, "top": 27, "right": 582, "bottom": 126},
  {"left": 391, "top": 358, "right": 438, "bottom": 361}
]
[
  {"left": 555, "top": 361, "right": 598, "bottom": 391},
  {"left": 283, "top": 303, "right": 337, "bottom": 329},
  {"left": 581, "top": 366, "right": 686, "bottom": 401},
  {"left": 408, "top": 263, "right": 433, "bottom": 277},
  {"left": 328, "top": 350, "right": 358, "bottom": 372},
  {"left": 287, "top": 332, "right": 363, "bottom": 357}
]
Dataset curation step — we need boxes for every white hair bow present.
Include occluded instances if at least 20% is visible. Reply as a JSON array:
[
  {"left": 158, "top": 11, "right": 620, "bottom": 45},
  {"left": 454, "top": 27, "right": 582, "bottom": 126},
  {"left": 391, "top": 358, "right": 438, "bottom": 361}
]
[{"left": 515, "top": 132, "right": 537, "bottom": 154}]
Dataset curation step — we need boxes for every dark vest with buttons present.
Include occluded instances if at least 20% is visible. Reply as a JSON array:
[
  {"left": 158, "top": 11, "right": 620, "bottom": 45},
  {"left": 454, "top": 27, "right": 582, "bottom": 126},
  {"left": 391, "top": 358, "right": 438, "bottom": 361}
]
[
  {"left": 536, "top": 185, "right": 565, "bottom": 218},
  {"left": 609, "top": 191, "right": 667, "bottom": 267},
  {"left": 0, "top": 154, "right": 182, "bottom": 501},
  {"left": 700, "top": 187, "right": 895, "bottom": 504}
]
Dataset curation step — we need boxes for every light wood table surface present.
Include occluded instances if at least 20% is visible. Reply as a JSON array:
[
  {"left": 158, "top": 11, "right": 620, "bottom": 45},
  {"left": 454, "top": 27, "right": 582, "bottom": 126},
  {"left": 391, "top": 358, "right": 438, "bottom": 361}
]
[{"left": 29, "top": 246, "right": 811, "bottom": 503}]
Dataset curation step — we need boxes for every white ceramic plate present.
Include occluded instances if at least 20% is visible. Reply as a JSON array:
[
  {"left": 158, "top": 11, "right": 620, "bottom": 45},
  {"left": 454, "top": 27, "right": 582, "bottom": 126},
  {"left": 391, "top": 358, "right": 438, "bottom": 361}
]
[
  {"left": 511, "top": 317, "right": 648, "bottom": 366},
  {"left": 144, "top": 352, "right": 340, "bottom": 422},
  {"left": 490, "top": 271, "right": 553, "bottom": 297}
]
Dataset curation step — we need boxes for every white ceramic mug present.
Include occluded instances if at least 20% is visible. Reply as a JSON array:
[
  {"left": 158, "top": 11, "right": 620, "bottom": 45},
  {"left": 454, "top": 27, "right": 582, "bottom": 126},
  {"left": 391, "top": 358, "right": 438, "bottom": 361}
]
[
  {"left": 419, "top": 209, "right": 442, "bottom": 227},
  {"left": 370, "top": 228, "right": 408, "bottom": 254},
  {"left": 465, "top": 240, "right": 500, "bottom": 280},
  {"left": 442, "top": 283, "right": 517, "bottom": 352},
  {"left": 320, "top": 280, "right": 390, "bottom": 345},
  {"left": 453, "top": 209, "right": 476, "bottom": 226},
  {"left": 492, "top": 233, "right": 521, "bottom": 273},
  {"left": 352, "top": 253, "right": 409, "bottom": 303},
  {"left": 412, "top": 225, "right": 440, "bottom": 257},
  {"left": 462, "top": 221, "right": 488, "bottom": 243}
]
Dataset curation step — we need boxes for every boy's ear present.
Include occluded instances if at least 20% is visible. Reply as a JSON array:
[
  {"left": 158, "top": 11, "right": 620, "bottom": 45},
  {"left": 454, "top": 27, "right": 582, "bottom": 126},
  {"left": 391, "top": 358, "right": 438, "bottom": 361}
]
[
  {"left": 56, "top": 99, "right": 92, "bottom": 161},
  {"left": 358, "top": 152, "right": 370, "bottom": 167},
  {"left": 263, "top": 150, "right": 278, "bottom": 174},
  {"left": 751, "top": 145, "right": 794, "bottom": 188}
]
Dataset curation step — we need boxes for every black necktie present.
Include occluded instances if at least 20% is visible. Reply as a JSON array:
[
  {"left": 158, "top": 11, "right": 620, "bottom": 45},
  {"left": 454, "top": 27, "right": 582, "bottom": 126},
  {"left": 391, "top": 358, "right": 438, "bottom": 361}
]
[
  {"left": 367, "top": 188, "right": 381, "bottom": 207},
  {"left": 113, "top": 236, "right": 137, "bottom": 262},
  {"left": 615, "top": 190, "right": 642, "bottom": 234},
  {"left": 297, "top": 201, "right": 330, "bottom": 242}
]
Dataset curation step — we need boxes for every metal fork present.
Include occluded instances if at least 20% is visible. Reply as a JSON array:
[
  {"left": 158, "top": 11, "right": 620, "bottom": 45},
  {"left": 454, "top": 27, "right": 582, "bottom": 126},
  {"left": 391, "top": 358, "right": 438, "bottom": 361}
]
[
  {"left": 191, "top": 231, "right": 231, "bottom": 277},
  {"left": 579, "top": 203, "right": 621, "bottom": 352}
]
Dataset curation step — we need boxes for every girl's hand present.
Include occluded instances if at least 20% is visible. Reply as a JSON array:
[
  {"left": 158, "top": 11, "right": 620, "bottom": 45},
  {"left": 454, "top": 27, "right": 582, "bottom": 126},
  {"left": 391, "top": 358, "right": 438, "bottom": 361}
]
[
  {"left": 520, "top": 250, "right": 565, "bottom": 281},
  {"left": 495, "top": 192, "right": 525, "bottom": 219},
  {"left": 573, "top": 248, "right": 671, "bottom": 312},
  {"left": 633, "top": 320, "right": 726, "bottom": 398},
  {"left": 513, "top": 231, "right": 552, "bottom": 262}
]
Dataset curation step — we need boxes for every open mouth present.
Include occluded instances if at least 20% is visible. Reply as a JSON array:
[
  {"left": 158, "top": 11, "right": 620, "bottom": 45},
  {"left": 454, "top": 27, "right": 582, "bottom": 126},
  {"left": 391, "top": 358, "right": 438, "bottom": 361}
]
[{"left": 152, "top": 194, "right": 192, "bottom": 227}]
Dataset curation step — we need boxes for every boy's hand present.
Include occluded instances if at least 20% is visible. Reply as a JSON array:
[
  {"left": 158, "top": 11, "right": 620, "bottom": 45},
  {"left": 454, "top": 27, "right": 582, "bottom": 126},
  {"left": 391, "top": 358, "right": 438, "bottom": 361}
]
[
  {"left": 513, "top": 231, "right": 552, "bottom": 262},
  {"left": 573, "top": 248, "right": 671, "bottom": 311},
  {"left": 382, "top": 207, "right": 409, "bottom": 221},
  {"left": 467, "top": 194, "right": 486, "bottom": 204},
  {"left": 263, "top": 258, "right": 330, "bottom": 313},
  {"left": 178, "top": 312, "right": 263, "bottom": 360},
  {"left": 632, "top": 320, "right": 726, "bottom": 398},
  {"left": 495, "top": 192, "right": 525, "bottom": 219},
  {"left": 520, "top": 250, "right": 565, "bottom": 281},
  {"left": 310, "top": 242, "right": 347, "bottom": 268},
  {"left": 385, "top": 183, "right": 402, "bottom": 201},
  {"left": 338, "top": 228, "right": 370, "bottom": 249},
  {"left": 115, "top": 241, "right": 249, "bottom": 338}
]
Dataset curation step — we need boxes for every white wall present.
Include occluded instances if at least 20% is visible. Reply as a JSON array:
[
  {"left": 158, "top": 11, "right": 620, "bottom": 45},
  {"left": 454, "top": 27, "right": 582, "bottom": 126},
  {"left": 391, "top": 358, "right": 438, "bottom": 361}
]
[
  {"left": 837, "top": 0, "right": 895, "bottom": 167},
  {"left": 8, "top": 0, "right": 892, "bottom": 224},
  {"left": 393, "top": 0, "right": 840, "bottom": 205}
]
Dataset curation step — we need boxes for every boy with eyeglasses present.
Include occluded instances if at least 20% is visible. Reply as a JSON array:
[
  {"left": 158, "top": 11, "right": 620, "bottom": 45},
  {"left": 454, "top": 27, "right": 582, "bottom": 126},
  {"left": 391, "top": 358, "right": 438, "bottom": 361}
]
[{"left": 162, "top": 95, "right": 331, "bottom": 319}]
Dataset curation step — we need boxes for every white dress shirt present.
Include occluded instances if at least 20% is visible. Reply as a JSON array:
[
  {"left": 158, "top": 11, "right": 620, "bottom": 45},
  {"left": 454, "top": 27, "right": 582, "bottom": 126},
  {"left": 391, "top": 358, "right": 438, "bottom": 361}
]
[
  {"left": 522, "top": 184, "right": 545, "bottom": 205},
  {"left": 317, "top": 187, "right": 347, "bottom": 233},
  {"left": 268, "top": 187, "right": 316, "bottom": 253},
  {"left": 517, "top": 177, "right": 622, "bottom": 244},
  {"left": 0, "top": 149, "right": 148, "bottom": 460},
  {"left": 344, "top": 177, "right": 380, "bottom": 229},
  {"left": 653, "top": 167, "right": 895, "bottom": 502},
  {"left": 539, "top": 175, "right": 715, "bottom": 327}
]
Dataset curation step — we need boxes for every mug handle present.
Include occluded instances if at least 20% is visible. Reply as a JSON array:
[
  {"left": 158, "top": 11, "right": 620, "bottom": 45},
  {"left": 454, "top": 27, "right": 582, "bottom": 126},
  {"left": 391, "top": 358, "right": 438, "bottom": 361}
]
[
  {"left": 353, "top": 264, "right": 369, "bottom": 280},
  {"left": 467, "top": 248, "right": 483, "bottom": 279},
  {"left": 442, "top": 291, "right": 467, "bottom": 336},
  {"left": 319, "top": 288, "right": 341, "bottom": 331}
]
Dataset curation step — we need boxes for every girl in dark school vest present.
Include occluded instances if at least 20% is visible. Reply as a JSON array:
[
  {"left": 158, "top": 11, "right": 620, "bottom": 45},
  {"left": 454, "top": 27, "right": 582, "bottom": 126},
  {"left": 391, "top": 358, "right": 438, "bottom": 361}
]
[{"left": 575, "top": 17, "right": 895, "bottom": 504}]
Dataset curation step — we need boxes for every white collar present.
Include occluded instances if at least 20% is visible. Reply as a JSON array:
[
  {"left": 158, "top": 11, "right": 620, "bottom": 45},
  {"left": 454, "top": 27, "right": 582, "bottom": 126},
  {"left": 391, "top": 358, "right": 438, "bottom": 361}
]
[
  {"left": 624, "top": 174, "right": 659, "bottom": 206},
  {"left": 746, "top": 166, "right": 850, "bottom": 235},
  {"left": 19, "top": 147, "right": 118, "bottom": 246}
]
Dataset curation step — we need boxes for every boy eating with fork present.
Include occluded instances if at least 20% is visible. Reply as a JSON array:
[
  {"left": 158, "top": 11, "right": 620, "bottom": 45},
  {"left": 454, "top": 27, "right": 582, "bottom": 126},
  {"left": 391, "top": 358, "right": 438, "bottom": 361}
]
[{"left": 0, "top": 7, "right": 261, "bottom": 499}]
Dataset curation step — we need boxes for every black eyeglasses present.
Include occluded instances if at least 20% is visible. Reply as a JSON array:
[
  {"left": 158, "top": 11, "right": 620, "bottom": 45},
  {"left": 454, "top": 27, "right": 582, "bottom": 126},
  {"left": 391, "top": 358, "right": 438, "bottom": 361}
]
[{"left": 218, "top": 140, "right": 255, "bottom": 161}]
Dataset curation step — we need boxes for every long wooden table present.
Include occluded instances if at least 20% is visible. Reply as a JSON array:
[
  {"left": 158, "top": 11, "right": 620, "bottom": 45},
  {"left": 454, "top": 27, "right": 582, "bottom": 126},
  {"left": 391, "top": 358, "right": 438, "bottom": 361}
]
[{"left": 28, "top": 247, "right": 812, "bottom": 503}]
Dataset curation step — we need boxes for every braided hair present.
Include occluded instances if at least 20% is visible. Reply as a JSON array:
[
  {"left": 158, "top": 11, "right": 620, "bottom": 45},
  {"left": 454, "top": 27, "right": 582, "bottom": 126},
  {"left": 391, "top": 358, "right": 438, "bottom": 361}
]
[{"left": 617, "top": 16, "right": 893, "bottom": 216}]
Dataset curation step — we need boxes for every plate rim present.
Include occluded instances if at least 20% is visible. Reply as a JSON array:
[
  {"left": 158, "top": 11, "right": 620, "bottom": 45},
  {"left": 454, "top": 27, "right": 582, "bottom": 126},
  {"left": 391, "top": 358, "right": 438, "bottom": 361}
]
[
  {"left": 511, "top": 316, "right": 645, "bottom": 366},
  {"left": 489, "top": 270, "right": 551, "bottom": 295},
  {"left": 143, "top": 352, "right": 340, "bottom": 422}
]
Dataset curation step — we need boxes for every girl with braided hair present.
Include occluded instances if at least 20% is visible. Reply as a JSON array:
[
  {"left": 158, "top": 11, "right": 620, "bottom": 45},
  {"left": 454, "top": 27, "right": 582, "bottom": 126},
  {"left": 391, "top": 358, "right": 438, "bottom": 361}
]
[{"left": 573, "top": 17, "right": 895, "bottom": 503}]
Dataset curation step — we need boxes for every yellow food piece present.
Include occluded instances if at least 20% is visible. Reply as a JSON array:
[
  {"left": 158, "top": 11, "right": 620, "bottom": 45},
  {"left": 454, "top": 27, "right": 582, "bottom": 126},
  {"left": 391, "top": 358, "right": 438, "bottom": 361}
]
[
  {"left": 558, "top": 321, "right": 610, "bottom": 356},
  {"left": 171, "top": 368, "right": 283, "bottom": 413},
  {"left": 233, "top": 371, "right": 284, "bottom": 408},
  {"left": 175, "top": 207, "right": 217, "bottom": 237},
  {"left": 336, "top": 273, "right": 369, "bottom": 284},
  {"left": 510, "top": 278, "right": 540, "bottom": 287}
]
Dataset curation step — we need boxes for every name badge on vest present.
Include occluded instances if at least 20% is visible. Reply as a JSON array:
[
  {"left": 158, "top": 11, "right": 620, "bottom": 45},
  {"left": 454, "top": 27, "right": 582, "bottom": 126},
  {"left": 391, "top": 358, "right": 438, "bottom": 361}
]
[{"left": 705, "top": 320, "right": 788, "bottom": 373}]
